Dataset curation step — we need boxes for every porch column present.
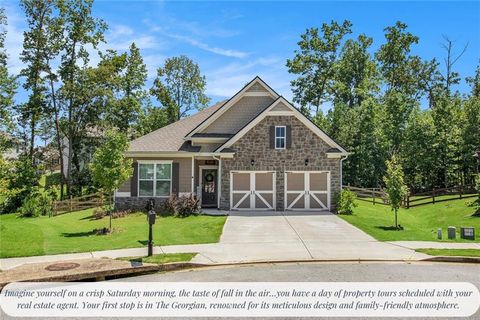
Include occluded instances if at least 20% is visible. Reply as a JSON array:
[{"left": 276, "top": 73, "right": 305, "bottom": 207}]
[
  {"left": 218, "top": 157, "right": 222, "bottom": 208},
  {"left": 191, "top": 156, "right": 195, "bottom": 194}
]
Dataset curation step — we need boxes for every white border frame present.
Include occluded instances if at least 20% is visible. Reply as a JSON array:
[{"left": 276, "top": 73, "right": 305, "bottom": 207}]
[
  {"left": 199, "top": 165, "right": 219, "bottom": 208},
  {"left": 284, "top": 171, "right": 331, "bottom": 211},
  {"left": 137, "top": 160, "right": 173, "bottom": 198},
  {"left": 230, "top": 170, "right": 276, "bottom": 211}
]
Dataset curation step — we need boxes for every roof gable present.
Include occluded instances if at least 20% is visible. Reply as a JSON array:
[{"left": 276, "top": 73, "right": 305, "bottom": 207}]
[
  {"left": 215, "top": 97, "right": 348, "bottom": 154},
  {"left": 185, "top": 76, "right": 279, "bottom": 138}
]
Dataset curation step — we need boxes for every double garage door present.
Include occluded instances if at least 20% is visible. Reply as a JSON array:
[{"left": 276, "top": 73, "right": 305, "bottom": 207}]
[{"left": 230, "top": 171, "right": 330, "bottom": 211}]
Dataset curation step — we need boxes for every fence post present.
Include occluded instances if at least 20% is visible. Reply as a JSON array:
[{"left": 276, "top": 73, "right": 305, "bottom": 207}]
[
  {"left": 432, "top": 189, "right": 436, "bottom": 204},
  {"left": 406, "top": 193, "right": 410, "bottom": 209},
  {"left": 69, "top": 196, "right": 72, "bottom": 212},
  {"left": 459, "top": 185, "right": 463, "bottom": 199},
  {"left": 372, "top": 189, "right": 375, "bottom": 205}
]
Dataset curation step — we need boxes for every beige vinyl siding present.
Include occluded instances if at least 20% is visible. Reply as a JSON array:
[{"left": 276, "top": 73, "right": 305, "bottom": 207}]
[
  {"left": 118, "top": 179, "right": 131, "bottom": 192},
  {"left": 202, "top": 96, "right": 274, "bottom": 134},
  {"left": 271, "top": 101, "right": 291, "bottom": 112},
  {"left": 245, "top": 82, "right": 269, "bottom": 93}
]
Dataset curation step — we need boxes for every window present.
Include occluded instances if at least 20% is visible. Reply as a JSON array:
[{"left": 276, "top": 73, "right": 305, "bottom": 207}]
[
  {"left": 138, "top": 162, "right": 172, "bottom": 197},
  {"left": 275, "top": 126, "right": 286, "bottom": 149}
]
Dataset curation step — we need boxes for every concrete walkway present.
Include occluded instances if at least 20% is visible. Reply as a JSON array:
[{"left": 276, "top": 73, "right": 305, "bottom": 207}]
[
  {"left": 389, "top": 241, "right": 480, "bottom": 250},
  {"left": 1, "top": 211, "right": 478, "bottom": 270}
]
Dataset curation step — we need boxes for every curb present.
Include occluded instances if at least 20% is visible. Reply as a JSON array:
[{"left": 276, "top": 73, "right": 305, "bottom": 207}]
[{"left": 422, "top": 256, "right": 480, "bottom": 264}]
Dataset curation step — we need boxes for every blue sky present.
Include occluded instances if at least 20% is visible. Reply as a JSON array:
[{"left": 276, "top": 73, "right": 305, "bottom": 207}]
[{"left": 3, "top": 1, "right": 480, "bottom": 110}]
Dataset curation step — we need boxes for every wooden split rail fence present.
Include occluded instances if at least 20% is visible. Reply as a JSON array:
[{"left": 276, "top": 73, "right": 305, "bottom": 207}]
[
  {"left": 52, "top": 192, "right": 108, "bottom": 216},
  {"left": 343, "top": 185, "right": 478, "bottom": 209}
]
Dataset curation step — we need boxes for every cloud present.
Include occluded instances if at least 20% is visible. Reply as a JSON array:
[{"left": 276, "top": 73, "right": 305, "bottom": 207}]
[
  {"left": 168, "top": 33, "right": 248, "bottom": 58},
  {"left": 205, "top": 57, "right": 293, "bottom": 100},
  {"left": 3, "top": 5, "right": 25, "bottom": 76}
]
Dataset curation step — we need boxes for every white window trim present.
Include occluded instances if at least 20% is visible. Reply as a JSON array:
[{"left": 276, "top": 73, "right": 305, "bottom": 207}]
[
  {"left": 275, "top": 125, "right": 286, "bottom": 150},
  {"left": 138, "top": 160, "right": 173, "bottom": 198}
]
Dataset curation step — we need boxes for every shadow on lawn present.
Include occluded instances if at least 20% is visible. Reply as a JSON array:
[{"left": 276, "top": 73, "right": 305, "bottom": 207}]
[
  {"left": 375, "top": 225, "right": 404, "bottom": 231},
  {"left": 61, "top": 230, "right": 97, "bottom": 237}
]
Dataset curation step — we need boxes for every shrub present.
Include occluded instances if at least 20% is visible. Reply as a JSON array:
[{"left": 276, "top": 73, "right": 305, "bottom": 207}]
[
  {"left": 176, "top": 194, "right": 200, "bottom": 218},
  {"left": 110, "top": 210, "right": 131, "bottom": 219},
  {"left": 161, "top": 194, "right": 199, "bottom": 217},
  {"left": 45, "top": 172, "right": 61, "bottom": 188},
  {"left": 336, "top": 189, "right": 358, "bottom": 215},
  {"left": 93, "top": 208, "right": 107, "bottom": 220},
  {"left": 18, "top": 191, "right": 53, "bottom": 217}
]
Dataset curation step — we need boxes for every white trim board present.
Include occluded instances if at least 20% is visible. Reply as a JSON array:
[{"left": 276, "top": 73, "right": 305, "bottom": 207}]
[{"left": 216, "top": 97, "right": 348, "bottom": 155}]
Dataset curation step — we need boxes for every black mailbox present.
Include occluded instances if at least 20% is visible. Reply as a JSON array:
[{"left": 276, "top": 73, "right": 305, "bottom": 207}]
[{"left": 148, "top": 210, "right": 156, "bottom": 225}]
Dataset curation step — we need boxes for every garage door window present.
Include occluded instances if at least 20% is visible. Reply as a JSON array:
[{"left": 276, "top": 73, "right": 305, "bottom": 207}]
[
  {"left": 275, "top": 126, "right": 286, "bottom": 149},
  {"left": 139, "top": 162, "right": 172, "bottom": 197}
]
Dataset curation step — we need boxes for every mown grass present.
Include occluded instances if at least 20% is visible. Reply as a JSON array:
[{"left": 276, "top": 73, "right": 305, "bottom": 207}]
[
  {"left": 118, "top": 253, "right": 197, "bottom": 264},
  {"left": 0, "top": 209, "right": 226, "bottom": 258},
  {"left": 416, "top": 248, "right": 480, "bottom": 257},
  {"left": 339, "top": 197, "right": 479, "bottom": 242}
]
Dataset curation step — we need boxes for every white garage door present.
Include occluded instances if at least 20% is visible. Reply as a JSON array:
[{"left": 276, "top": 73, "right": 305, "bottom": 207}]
[
  {"left": 230, "top": 171, "right": 275, "bottom": 210},
  {"left": 285, "top": 171, "right": 330, "bottom": 210}
]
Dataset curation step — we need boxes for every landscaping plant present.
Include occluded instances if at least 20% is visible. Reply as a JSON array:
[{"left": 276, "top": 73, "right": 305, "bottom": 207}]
[
  {"left": 90, "top": 130, "right": 133, "bottom": 231},
  {"left": 336, "top": 189, "right": 358, "bottom": 215},
  {"left": 383, "top": 154, "right": 408, "bottom": 230},
  {"left": 18, "top": 189, "right": 53, "bottom": 217}
]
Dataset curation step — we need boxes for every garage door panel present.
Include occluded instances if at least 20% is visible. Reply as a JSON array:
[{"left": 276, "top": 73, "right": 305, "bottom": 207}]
[
  {"left": 255, "top": 172, "right": 274, "bottom": 190},
  {"left": 286, "top": 173, "right": 304, "bottom": 191},
  {"left": 255, "top": 193, "right": 273, "bottom": 209},
  {"left": 310, "top": 172, "right": 328, "bottom": 191},
  {"left": 231, "top": 172, "right": 275, "bottom": 210},
  {"left": 233, "top": 193, "right": 250, "bottom": 209},
  {"left": 285, "top": 171, "right": 330, "bottom": 211},
  {"left": 233, "top": 173, "right": 250, "bottom": 191}
]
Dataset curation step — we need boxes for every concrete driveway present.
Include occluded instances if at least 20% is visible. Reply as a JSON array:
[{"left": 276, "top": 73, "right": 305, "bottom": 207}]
[{"left": 181, "top": 211, "right": 428, "bottom": 264}]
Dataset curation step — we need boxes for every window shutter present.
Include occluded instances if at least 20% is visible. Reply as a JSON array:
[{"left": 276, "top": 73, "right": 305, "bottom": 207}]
[
  {"left": 286, "top": 125, "right": 292, "bottom": 149},
  {"left": 130, "top": 161, "right": 138, "bottom": 197},
  {"left": 172, "top": 163, "right": 180, "bottom": 196},
  {"left": 270, "top": 126, "right": 275, "bottom": 149}
]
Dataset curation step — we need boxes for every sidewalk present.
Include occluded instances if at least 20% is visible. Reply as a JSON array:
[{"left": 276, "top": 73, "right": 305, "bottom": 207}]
[{"left": 389, "top": 241, "right": 480, "bottom": 250}]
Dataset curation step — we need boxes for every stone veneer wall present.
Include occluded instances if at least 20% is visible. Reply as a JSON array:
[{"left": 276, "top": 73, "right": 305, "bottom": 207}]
[{"left": 220, "top": 115, "right": 341, "bottom": 211}]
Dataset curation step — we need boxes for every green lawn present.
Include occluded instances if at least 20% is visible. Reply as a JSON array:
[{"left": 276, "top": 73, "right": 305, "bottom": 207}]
[
  {"left": 118, "top": 253, "right": 196, "bottom": 264},
  {"left": 416, "top": 248, "right": 480, "bottom": 257},
  {"left": 339, "top": 198, "right": 479, "bottom": 242},
  {"left": 0, "top": 209, "right": 226, "bottom": 258}
]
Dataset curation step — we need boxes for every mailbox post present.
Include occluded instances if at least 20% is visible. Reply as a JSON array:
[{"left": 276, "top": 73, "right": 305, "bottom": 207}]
[{"left": 146, "top": 199, "right": 156, "bottom": 257}]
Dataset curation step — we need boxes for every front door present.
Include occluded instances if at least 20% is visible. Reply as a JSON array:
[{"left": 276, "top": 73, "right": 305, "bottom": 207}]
[{"left": 201, "top": 169, "right": 218, "bottom": 207}]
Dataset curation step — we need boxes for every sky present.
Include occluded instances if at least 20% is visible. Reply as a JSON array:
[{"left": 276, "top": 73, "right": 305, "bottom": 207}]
[{"left": 3, "top": 0, "right": 480, "bottom": 111}]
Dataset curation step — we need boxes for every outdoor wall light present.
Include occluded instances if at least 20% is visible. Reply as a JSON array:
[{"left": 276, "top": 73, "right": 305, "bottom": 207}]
[
  {"left": 251, "top": 159, "right": 255, "bottom": 166},
  {"left": 305, "top": 158, "right": 309, "bottom": 166}
]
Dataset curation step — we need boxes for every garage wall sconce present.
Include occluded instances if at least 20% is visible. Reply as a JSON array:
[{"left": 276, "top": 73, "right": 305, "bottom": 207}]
[
  {"left": 251, "top": 159, "right": 255, "bottom": 166},
  {"left": 304, "top": 158, "right": 309, "bottom": 166}
]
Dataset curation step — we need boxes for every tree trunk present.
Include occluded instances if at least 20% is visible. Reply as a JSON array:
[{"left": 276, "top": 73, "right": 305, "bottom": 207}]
[
  {"left": 395, "top": 209, "right": 398, "bottom": 230},
  {"left": 49, "top": 76, "right": 65, "bottom": 200}
]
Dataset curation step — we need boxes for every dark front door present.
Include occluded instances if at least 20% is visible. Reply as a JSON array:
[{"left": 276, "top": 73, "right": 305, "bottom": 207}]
[{"left": 202, "top": 169, "right": 218, "bottom": 207}]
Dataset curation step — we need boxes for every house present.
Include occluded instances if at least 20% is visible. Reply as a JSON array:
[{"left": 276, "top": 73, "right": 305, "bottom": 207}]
[{"left": 116, "top": 77, "right": 348, "bottom": 212}]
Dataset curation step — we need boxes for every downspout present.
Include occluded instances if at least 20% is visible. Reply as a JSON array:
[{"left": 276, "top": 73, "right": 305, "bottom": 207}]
[
  {"left": 213, "top": 155, "right": 221, "bottom": 209},
  {"left": 340, "top": 154, "right": 349, "bottom": 190}
]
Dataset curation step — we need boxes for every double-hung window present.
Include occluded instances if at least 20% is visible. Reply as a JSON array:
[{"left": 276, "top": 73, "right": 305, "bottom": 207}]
[
  {"left": 138, "top": 161, "right": 172, "bottom": 197},
  {"left": 275, "top": 126, "right": 286, "bottom": 149}
]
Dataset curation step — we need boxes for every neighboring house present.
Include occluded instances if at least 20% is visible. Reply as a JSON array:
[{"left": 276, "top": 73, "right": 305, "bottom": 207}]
[
  {"left": 33, "top": 146, "right": 61, "bottom": 172},
  {"left": 116, "top": 77, "right": 348, "bottom": 212}
]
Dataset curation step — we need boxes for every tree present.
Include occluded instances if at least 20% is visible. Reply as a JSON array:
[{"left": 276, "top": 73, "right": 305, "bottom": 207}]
[
  {"left": 151, "top": 55, "right": 209, "bottom": 123},
  {"left": 375, "top": 21, "right": 423, "bottom": 151},
  {"left": 134, "top": 104, "right": 169, "bottom": 137},
  {"left": 0, "top": 8, "right": 17, "bottom": 135},
  {"left": 90, "top": 130, "right": 132, "bottom": 230},
  {"left": 103, "top": 43, "right": 147, "bottom": 134},
  {"left": 286, "top": 20, "right": 352, "bottom": 116},
  {"left": 467, "top": 65, "right": 480, "bottom": 98},
  {"left": 57, "top": 0, "right": 107, "bottom": 196},
  {"left": 383, "top": 154, "right": 408, "bottom": 230}
]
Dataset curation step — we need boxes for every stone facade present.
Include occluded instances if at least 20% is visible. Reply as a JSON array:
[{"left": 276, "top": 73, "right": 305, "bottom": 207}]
[
  {"left": 220, "top": 115, "right": 341, "bottom": 211},
  {"left": 115, "top": 196, "right": 167, "bottom": 212}
]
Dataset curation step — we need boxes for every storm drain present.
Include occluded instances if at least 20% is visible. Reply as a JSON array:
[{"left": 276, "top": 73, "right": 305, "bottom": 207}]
[{"left": 45, "top": 262, "right": 80, "bottom": 271}]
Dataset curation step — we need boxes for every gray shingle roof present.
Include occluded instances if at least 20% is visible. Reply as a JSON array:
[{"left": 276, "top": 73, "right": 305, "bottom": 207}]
[{"left": 129, "top": 100, "right": 226, "bottom": 152}]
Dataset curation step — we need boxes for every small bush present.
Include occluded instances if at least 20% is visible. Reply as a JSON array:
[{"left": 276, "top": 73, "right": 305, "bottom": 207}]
[
  {"left": 161, "top": 193, "right": 199, "bottom": 217},
  {"left": 336, "top": 189, "right": 358, "bottom": 215},
  {"left": 110, "top": 210, "right": 131, "bottom": 219},
  {"left": 45, "top": 172, "right": 61, "bottom": 188},
  {"left": 93, "top": 208, "right": 107, "bottom": 220},
  {"left": 18, "top": 191, "right": 53, "bottom": 217},
  {"left": 176, "top": 194, "right": 200, "bottom": 218}
]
